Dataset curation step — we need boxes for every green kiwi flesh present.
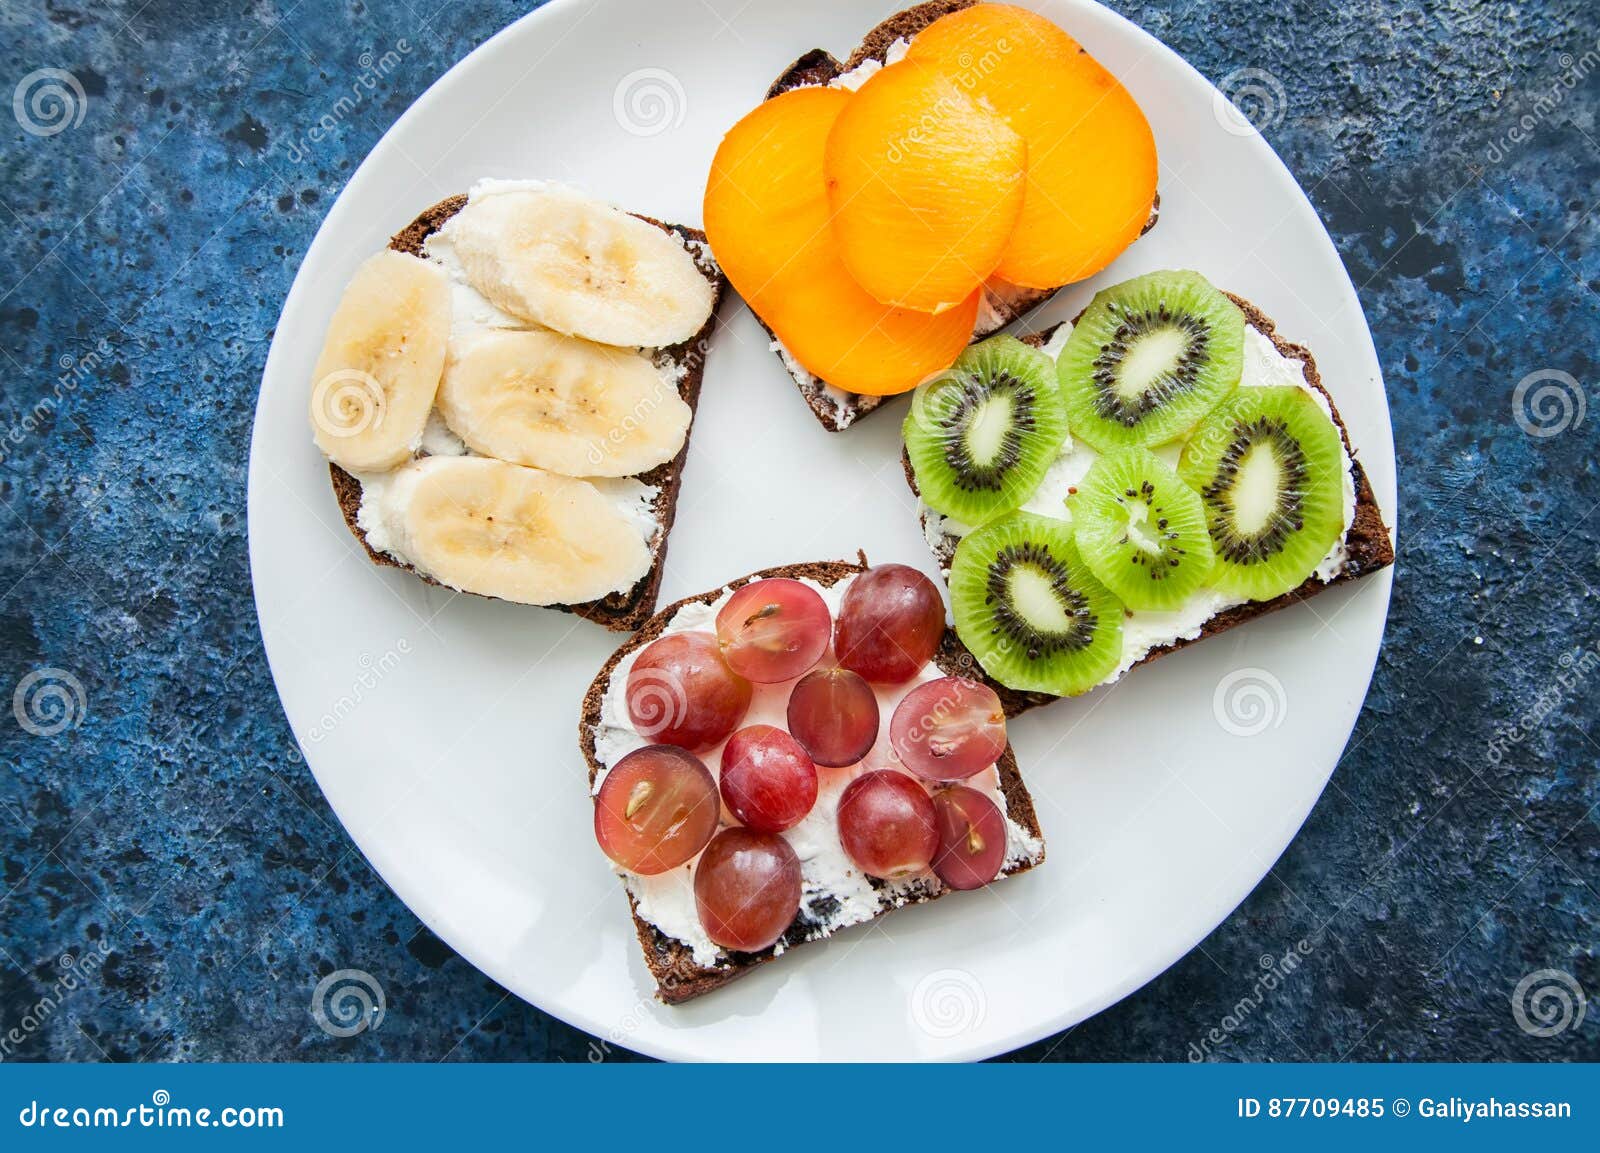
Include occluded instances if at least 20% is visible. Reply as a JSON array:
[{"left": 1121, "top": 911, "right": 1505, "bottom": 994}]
[
  {"left": 949, "top": 511, "right": 1125, "bottom": 696},
  {"left": 1069, "top": 447, "right": 1215, "bottom": 611},
  {"left": 905, "top": 335, "right": 1068, "bottom": 525},
  {"left": 1178, "top": 385, "right": 1347, "bottom": 602},
  {"left": 1058, "top": 270, "right": 1245, "bottom": 451}
]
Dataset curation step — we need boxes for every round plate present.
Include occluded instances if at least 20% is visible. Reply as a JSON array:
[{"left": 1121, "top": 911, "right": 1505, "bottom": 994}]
[{"left": 248, "top": 0, "right": 1395, "bottom": 1060}]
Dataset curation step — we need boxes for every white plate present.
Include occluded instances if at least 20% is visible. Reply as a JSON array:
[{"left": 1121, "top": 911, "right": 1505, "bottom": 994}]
[{"left": 248, "top": 0, "right": 1395, "bottom": 1060}]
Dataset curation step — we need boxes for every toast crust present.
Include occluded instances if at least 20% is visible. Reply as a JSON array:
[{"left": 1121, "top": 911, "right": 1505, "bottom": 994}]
[
  {"left": 762, "top": 0, "right": 1159, "bottom": 431},
  {"left": 909, "top": 294, "right": 1397, "bottom": 717},
  {"left": 327, "top": 195, "right": 726, "bottom": 633},
  {"left": 577, "top": 555, "right": 1045, "bottom": 1004}
]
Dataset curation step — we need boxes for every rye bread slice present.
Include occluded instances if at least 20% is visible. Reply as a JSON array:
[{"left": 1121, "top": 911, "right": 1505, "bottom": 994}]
[
  {"left": 760, "top": 0, "right": 1160, "bottom": 432},
  {"left": 328, "top": 194, "right": 726, "bottom": 633},
  {"left": 577, "top": 556, "right": 1046, "bottom": 1004},
  {"left": 908, "top": 293, "right": 1397, "bottom": 718}
]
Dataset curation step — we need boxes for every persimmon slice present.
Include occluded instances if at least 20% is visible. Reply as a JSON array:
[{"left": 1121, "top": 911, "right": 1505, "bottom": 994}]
[
  {"left": 906, "top": 2, "right": 1158, "bottom": 289},
  {"left": 824, "top": 60, "right": 1027, "bottom": 313},
  {"left": 704, "top": 86, "right": 980, "bottom": 396}
]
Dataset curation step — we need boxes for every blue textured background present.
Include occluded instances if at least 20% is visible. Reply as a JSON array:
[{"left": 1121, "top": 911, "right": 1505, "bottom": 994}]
[{"left": 1, "top": 0, "right": 1597, "bottom": 1062}]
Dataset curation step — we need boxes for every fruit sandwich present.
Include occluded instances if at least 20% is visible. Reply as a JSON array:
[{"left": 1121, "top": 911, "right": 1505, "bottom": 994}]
[
  {"left": 579, "top": 558, "right": 1045, "bottom": 1003},
  {"left": 704, "top": 0, "right": 1160, "bottom": 430},
  {"left": 309, "top": 180, "right": 725, "bottom": 631},
  {"left": 901, "top": 271, "right": 1396, "bottom": 712}
]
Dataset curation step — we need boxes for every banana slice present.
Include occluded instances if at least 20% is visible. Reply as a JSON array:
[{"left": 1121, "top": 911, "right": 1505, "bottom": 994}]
[
  {"left": 358, "top": 456, "right": 653, "bottom": 604},
  {"left": 438, "top": 330, "right": 691, "bottom": 478},
  {"left": 309, "top": 250, "right": 451, "bottom": 472},
  {"left": 435, "top": 185, "right": 715, "bottom": 348}
]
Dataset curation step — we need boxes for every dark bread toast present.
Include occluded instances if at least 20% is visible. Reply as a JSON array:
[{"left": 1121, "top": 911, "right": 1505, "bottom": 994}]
[
  {"left": 909, "top": 293, "right": 1397, "bottom": 717},
  {"left": 577, "top": 556, "right": 1046, "bottom": 1003},
  {"left": 328, "top": 195, "right": 726, "bottom": 633},
  {"left": 761, "top": 0, "right": 1159, "bottom": 431}
]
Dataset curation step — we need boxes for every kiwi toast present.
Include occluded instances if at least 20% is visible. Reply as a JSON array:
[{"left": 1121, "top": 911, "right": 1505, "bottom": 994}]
[
  {"left": 579, "top": 557, "right": 1046, "bottom": 1003},
  {"left": 710, "top": 0, "right": 1161, "bottom": 431},
  {"left": 316, "top": 186, "right": 726, "bottom": 633},
  {"left": 904, "top": 281, "right": 1395, "bottom": 716}
]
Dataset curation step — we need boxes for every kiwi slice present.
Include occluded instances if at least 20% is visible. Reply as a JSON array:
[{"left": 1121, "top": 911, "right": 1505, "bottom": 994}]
[
  {"left": 1058, "top": 270, "right": 1245, "bottom": 451},
  {"left": 1178, "top": 385, "right": 1347, "bottom": 602},
  {"left": 1069, "top": 447, "right": 1215, "bottom": 611},
  {"left": 949, "top": 511, "right": 1125, "bottom": 696},
  {"left": 904, "top": 335, "right": 1068, "bottom": 525}
]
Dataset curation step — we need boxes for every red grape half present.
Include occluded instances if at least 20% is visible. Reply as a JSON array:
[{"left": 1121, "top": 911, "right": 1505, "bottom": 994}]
[
  {"left": 834, "top": 564, "right": 945, "bottom": 684},
  {"left": 837, "top": 770, "right": 938, "bottom": 879},
  {"left": 715, "top": 578, "right": 831, "bottom": 683},
  {"left": 889, "top": 677, "right": 1007, "bottom": 781},
  {"left": 719, "top": 724, "right": 818, "bottom": 832},
  {"left": 626, "top": 631, "right": 751, "bottom": 752},
  {"left": 593, "top": 745, "right": 719, "bottom": 875},
  {"left": 693, "top": 828, "right": 802, "bottom": 952},
  {"left": 786, "top": 668, "right": 880, "bottom": 767}
]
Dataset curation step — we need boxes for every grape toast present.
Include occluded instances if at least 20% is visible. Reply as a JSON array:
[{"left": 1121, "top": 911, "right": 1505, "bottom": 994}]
[
  {"left": 328, "top": 195, "right": 726, "bottom": 633},
  {"left": 577, "top": 556, "right": 1046, "bottom": 1004},
  {"left": 762, "top": 0, "right": 1159, "bottom": 432},
  {"left": 911, "top": 294, "right": 1396, "bottom": 717}
]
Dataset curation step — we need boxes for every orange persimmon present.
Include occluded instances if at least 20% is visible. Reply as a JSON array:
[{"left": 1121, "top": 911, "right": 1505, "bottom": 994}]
[
  {"left": 703, "top": 86, "right": 980, "bottom": 396},
  {"left": 823, "top": 59, "right": 1027, "bottom": 313},
  {"left": 906, "top": 2, "right": 1159, "bottom": 288}
]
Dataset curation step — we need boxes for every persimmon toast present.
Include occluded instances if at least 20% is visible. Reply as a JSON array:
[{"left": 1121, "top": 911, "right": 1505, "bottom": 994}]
[{"left": 704, "top": 0, "right": 1160, "bottom": 430}]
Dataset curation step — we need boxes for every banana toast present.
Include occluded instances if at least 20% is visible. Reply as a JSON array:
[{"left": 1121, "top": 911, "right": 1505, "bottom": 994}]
[{"left": 323, "top": 190, "right": 726, "bottom": 632}]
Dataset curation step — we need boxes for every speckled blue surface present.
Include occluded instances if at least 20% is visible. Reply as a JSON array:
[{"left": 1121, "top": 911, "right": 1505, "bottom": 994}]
[{"left": 1, "top": 0, "right": 1596, "bottom": 1062}]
